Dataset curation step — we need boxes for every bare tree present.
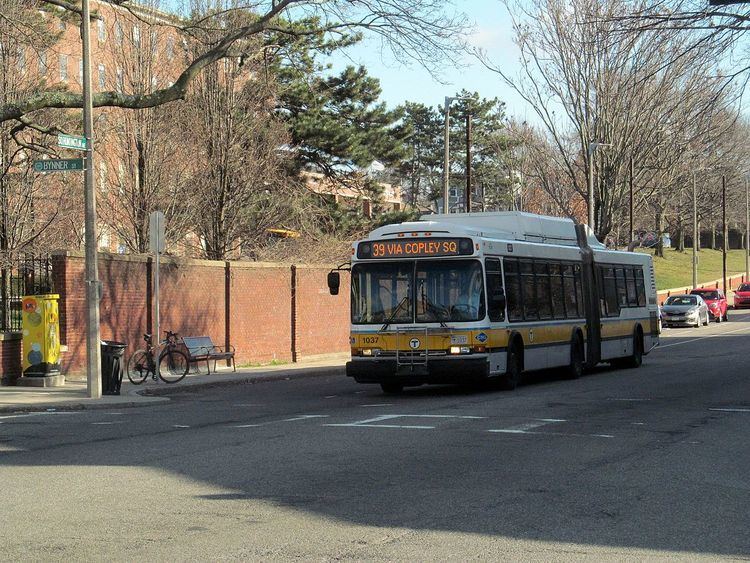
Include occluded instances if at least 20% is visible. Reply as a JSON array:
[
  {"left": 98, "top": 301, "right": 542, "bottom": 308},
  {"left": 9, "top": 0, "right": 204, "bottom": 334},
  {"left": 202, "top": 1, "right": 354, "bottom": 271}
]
[
  {"left": 0, "top": 0, "right": 470, "bottom": 134},
  {"left": 481, "top": 0, "right": 737, "bottom": 241}
]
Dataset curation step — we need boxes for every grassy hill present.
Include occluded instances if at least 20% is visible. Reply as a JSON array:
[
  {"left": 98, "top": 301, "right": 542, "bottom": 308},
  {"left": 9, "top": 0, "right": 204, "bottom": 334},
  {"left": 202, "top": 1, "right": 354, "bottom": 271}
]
[{"left": 636, "top": 248, "right": 748, "bottom": 290}]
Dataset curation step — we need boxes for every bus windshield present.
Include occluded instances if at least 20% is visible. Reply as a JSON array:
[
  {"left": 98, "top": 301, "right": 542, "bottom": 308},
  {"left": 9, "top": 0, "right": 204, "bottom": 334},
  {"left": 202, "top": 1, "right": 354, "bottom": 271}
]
[{"left": 351, "top": 260, "right": 485, "bottom": 324}]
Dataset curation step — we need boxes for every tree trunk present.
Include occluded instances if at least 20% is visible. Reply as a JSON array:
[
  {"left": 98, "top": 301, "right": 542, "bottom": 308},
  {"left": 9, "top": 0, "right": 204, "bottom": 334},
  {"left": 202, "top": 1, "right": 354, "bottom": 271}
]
[
  {"left": 677, "top": 224, "right": 685, "bottom": 252},
  {"left": 655, "top": 210, "right": 664, "bottom": 258},
  {"left": 710, "top": 224, "right": 716, "bottom": 250}
]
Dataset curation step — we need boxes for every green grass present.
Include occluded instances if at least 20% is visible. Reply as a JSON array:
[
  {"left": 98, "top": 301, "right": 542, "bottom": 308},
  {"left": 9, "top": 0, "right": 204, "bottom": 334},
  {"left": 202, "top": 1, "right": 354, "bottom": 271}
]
[{"left": 636, "top": 248, "right": 748, "bottom": 290}]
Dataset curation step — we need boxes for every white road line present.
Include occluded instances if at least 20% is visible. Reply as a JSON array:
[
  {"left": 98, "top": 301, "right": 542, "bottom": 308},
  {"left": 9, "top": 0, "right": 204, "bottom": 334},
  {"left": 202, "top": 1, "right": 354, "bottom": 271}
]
[
  {"left": 658, "top": 325, "right": 750, "bottom": 349},
  {"left": 324, "top": 396, "right": 337, "bottom": 399},
  {"left": 281, "top": 415, "right": 329, "bottom": 422},
  {"left": 489, "top": 429, "right": 615, "bottom": 438},
  {"left": 172, "top": 425, "right": 190, "bottom": 428},
  {"left": 360, "top": 403, "right": 394, "bottom": 407},
  {"left": 233, "top": 403, "right": 263, "bottom": 407},
  {"left": 325, "top": 413, "right": 487, "bottom": 429},
  {"left": 329, "top": 424, "right": 435, "bottom": 429},
  {"left": 631, "top": 422, "right": 646, "bottom": 425},
  {"left": 709, "top": 408, "right": 750, "bottom": 413},
  {"left": 91, "top": 421, "right": 124, "bottom": 425},
  {"left": 0, "top": 412, "right": 79, "bottom": 420},
  {"left": 232, "top": 424, "right": 262, "bottom": 428}
]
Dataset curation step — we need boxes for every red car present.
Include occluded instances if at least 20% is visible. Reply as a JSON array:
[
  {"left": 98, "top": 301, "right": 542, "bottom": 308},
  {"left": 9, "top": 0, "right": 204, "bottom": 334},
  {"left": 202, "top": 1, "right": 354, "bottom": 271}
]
[
  {"left": 734, "top": 283, "right": 750, "bottom": 309},
  {"left": 690, "top": 288, "right": 728, "bottom": 322}
]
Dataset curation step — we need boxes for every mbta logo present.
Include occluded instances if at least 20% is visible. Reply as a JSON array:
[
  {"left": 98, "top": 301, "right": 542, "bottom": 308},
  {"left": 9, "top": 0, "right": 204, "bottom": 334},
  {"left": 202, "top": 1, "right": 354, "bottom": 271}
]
[{"left": 409, "top": 338, "right": 421, "bottom": 349}]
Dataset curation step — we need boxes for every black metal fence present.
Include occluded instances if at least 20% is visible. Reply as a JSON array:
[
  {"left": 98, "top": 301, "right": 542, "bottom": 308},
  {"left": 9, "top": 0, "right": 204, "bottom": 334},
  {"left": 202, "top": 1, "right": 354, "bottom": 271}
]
[{"left": 0, "top": 254, "right": 54, "bottom": 332}]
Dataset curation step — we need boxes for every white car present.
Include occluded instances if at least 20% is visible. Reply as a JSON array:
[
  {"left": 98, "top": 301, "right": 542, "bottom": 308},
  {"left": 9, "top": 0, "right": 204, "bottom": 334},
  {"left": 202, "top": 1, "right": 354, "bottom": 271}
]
[{"left": 661, "top": 294, "right": 710, "bottom": 328}]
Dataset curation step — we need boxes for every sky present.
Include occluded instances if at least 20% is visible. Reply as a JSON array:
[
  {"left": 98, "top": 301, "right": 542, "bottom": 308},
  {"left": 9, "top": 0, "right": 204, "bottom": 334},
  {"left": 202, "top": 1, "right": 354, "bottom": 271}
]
[{"left": 325, "top": 0, "right": 534, "bottom": 120}]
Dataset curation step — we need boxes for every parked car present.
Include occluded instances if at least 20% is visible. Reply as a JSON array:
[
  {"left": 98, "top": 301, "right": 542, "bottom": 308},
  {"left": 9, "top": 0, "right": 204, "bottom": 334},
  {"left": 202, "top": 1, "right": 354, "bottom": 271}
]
[
  {"left": 690, "top": 288, "right": 728, "bottom": 322},
  {"left": 734, "top": 283, "right": 750, "bottom": 309},
  {"left": 661, "top": 294, "right": 710, "bottom": 328}
]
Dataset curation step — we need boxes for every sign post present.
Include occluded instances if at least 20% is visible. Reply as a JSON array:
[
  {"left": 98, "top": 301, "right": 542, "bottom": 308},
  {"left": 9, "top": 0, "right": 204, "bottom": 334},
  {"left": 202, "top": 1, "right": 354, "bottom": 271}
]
[{"left": 149, "top": 211, "right": 165, "bottom": 376}]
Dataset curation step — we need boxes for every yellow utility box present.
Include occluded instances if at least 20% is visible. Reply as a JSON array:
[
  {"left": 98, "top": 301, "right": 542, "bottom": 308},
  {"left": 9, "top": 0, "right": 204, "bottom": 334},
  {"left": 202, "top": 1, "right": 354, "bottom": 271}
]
[{"left": 21, "top": 294, "right": 61, "bottom": 376}]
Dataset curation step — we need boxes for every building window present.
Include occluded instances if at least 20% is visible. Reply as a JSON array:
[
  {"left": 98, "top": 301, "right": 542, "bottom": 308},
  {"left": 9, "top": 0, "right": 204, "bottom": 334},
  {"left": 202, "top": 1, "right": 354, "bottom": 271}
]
[
  {"left": 166, "top": 36, "right": 174, "bottom": 59},
  {"left": 99, "top": 161, "right": 108, "bottom": 193},
  {"left": 59, "top": 54, "right": 68, "bottom": 81},
  {"left": 151, "top": 75, "right": 158, "bottom": 89},
  {"left": 97, "top": 18, "right": 106, "bottom": 41},
  {"left": 114, "top": 21, "right": 123, "bottom": 44},
  {"left": 78, "top": 59, "right": 83, "bottom": 83},
  {"left": 17, "top": 47, "right": 26, "bottom": 73},
  {"left": 38, "top": 51, "right": 47, "bottom": 75},
  {"left": 132, "top": 25, "right": 140, "bottom": 46},
  {"left": 98, "top": 63, "right": 106, "bottom": 89},
  {"left": 118, "top": 162, "right": 125, "bottom": 195},
  {"left": 116, "top": 68, "right": 124, "bottom": 92}
]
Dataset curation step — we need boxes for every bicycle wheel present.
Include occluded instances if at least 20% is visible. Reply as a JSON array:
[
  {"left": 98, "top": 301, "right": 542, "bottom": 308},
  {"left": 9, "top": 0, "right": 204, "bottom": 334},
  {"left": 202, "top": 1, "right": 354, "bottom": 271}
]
[
  {"left": 127, "top": 350, "right": 151, "bottom": 385},
  {"left": 159, "top": 349, "right": 189, "bottom": 383}
]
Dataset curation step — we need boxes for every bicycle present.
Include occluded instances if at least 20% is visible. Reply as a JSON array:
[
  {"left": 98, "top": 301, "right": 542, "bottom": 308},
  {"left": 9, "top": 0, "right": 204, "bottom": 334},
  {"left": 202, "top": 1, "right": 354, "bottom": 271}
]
[{"left": 127, "top": 330, "right": 189, "bottom": 384}]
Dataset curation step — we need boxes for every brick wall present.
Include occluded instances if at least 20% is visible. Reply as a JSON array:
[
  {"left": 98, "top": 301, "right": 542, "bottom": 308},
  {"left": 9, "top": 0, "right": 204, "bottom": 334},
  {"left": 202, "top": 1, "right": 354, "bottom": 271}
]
[
  {"left": 52, "top": 252, "right": 351, "bottom": 375},
  {"left": 0, "top": 333, "right": 22, "bottom": 384}
]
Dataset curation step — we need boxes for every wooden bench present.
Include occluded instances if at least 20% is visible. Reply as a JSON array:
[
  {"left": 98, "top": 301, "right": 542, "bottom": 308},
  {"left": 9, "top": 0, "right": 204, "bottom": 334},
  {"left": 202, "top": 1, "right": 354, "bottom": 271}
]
[{"left": 182, "top": 335, "right": 236, "bottom": 374}]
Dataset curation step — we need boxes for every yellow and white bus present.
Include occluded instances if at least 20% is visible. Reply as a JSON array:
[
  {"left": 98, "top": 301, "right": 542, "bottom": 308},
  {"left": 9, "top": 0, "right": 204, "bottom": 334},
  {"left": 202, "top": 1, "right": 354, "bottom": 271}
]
[{"left": 328, "top": 212, "right": 659, "bottom": 393}]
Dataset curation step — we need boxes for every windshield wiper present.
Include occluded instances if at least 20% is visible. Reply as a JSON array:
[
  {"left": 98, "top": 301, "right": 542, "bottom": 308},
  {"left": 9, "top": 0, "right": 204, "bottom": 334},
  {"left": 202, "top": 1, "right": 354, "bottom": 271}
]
[
  {"left": 420, "top": 284, "right": 447, "bottom": 327},
  {"left": 380, "top": 296, "right": 411, "bottom": 332}
]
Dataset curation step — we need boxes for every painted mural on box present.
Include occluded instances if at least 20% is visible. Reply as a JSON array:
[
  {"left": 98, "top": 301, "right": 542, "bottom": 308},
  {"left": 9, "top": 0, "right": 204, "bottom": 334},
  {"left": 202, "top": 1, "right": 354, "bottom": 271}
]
[{"left": 21, "top": 295, "right": 61, "bottom": 376}]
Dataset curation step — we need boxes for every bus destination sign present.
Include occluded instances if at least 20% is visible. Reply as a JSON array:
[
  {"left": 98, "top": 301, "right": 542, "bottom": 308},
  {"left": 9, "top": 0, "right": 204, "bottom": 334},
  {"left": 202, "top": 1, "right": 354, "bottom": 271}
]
[{"left": 357, "top": 237, "right": 473, "bottom": 259}]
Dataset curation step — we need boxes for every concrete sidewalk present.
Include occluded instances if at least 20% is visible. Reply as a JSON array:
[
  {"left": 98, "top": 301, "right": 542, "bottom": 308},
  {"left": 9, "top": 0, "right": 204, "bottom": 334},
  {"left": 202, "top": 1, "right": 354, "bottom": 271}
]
[{"left": 0, "top": 354, "right": 348, "bottom": 413}]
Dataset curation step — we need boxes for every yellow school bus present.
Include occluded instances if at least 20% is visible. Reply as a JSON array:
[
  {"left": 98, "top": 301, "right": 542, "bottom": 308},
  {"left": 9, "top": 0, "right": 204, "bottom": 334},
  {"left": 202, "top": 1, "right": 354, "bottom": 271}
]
[{"left": 328, "top": 212, "right": 659, "bottom": 394}]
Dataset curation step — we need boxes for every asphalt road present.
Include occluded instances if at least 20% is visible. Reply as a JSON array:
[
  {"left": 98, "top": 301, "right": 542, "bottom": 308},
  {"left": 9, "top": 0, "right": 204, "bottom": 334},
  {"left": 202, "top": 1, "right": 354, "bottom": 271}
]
[{"left": 2, "top": 312, "right": 750, "bottom": 561}]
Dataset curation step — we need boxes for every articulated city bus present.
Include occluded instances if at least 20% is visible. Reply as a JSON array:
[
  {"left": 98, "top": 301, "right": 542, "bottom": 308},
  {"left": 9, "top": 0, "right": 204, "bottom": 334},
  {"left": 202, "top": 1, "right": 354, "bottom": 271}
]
[{"left": 328, "top": 212, "right": 659, "bottom": 393}]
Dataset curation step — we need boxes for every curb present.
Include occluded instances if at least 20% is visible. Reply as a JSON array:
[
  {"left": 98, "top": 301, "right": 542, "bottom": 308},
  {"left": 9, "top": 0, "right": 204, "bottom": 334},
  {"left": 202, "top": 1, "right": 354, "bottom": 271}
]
[
  {"left": 0, "top": 364, "right": 346, "bottom": 412},
  {"left": 138, "top": 365, "right": 345, "bottom": 396}
]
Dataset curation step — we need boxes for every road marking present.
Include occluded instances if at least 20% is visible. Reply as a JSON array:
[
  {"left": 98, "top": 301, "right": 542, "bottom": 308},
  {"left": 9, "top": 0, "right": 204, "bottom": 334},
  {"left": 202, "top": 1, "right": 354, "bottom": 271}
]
[
  {"left": 172, "top": 425, "right": 190, "bottom": 428},
  {"left": 233, "top": 403, "right": 263, "bottom": 407},
  {"left": 631, "top": 422, "right": 646, "bottom": 425},
  {"left": 232, "top": 424, "right": 262, "bottom": 428},
  {"left": 281, "top": 415, "right": 329, "bottom": 422},
  {"left": 92, "top": 421, "right": 124, "bottom": 425},
  {"left": 0, "top": 412, "right": 79, "bottom": 420},
  {"left": 709, "top": 408, "right": 750, "bottom": 413},
  {"left": 658, "top": 325, "right": 750, "bottom": 349},
  {"left": 324, "top": 395, "right": 337, "bottom": 399},
  {"left": 360, "top": 403, "right": 394, "bottom": 407},
  {"left": 325, "top": 414, "right": 487, "bottom": 429},
  {"left": 489, "top": 429, "right": 615, "bottom": 438}
]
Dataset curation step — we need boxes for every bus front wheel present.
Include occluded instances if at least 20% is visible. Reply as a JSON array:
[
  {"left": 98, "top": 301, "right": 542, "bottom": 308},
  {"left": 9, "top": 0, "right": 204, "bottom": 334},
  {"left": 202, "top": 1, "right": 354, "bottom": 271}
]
[{"left": 498, "top": 345, "right": 522, "bottom": 390}]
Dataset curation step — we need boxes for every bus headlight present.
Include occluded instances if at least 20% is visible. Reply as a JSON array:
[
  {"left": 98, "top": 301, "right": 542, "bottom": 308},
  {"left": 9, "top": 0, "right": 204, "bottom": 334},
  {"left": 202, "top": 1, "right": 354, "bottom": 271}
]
[
  {"left": 450, "top": 346, "right": 471, "bottom": 355},
  {"left": 361, "top": 348, "right": 381, "bottom": 356}
]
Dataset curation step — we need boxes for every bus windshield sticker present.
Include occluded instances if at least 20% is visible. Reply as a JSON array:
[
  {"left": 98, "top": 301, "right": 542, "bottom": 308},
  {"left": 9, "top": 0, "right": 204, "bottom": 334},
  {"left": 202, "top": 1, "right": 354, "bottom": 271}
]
[{"left": 357, "top": 238, "right": 473, "bottom": 259}]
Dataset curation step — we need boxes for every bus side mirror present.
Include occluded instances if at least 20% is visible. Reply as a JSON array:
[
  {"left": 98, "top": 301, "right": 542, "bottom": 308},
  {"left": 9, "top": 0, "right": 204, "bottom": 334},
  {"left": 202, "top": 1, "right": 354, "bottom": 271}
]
[
  {"left": 491, "top": 288, "right": 506, "bottom": 311},
  {"left": 327, "top": 271, "right": 340, "bottom": 296}
]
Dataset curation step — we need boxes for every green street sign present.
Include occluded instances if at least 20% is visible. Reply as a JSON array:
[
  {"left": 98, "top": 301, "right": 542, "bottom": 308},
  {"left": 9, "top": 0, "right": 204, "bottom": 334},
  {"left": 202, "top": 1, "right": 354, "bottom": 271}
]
[
  {"left": 33, "top": 159, "right": 84, "bottom": 172},
  {"left": 57, "top": 133, "right": 87, "bottom": 151}
]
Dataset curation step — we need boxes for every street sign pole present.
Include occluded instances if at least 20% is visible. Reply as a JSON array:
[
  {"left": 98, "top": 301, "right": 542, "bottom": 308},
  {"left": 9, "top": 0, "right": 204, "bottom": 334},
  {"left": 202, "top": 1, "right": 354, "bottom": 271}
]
[{"left": 81, "top": 0, "right": 101, "bottom": 399}]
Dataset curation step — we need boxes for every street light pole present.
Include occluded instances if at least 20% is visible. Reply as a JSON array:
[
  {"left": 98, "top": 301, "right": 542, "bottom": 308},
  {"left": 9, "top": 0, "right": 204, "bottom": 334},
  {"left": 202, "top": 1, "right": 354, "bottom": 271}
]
[
  {"left": 81, "top": 0, "right": 101, "bottom": 398},
  {"left": 722, "top": 175, "right": 727, "bottom": 294},
  {"left": 629, "top": 156, "right": 634, "bottom": 243},
  {"left": 693, "top": 172, "right": 698, "bottom": 289},
  {"left": 745, "top": 179, "right": 749, "bottom": 281},
  {"left": 443, "top": 97, "right": 451, "bottom": 214},
  {"left": 465, "top": 112, "right": 471, "bottom": 213}
]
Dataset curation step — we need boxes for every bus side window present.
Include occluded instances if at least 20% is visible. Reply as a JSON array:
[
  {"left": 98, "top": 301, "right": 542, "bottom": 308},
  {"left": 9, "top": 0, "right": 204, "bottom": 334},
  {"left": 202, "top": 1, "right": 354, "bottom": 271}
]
[
  {"left": 562, "top": 264, "right": 577, "bottom": 318},
  {"left": 625, "top": 268, "right": 638, "bottom": 306},
  {"left": 603, "top": 266, "right": 620, "bottom": 317},
  {"left": 635, "top": 268, "right": 646, "bottom": 306},
  {"left": 574, "top": 264, "right": 584, "bottom": 317},
  {"left": 549, "top": 263, "right": 565, "bottom": 319},
  {"left": 505, "top": 258, "right": 523, "bottom": 322},
  {"left": 521, "top": 260, "right": 538, "bottom": 320},
  {"left": 535, "top": 261, "right": 552, "bottom": 319},
  {"left": 615, "top": 267, "right": 628, "bottom": 307},
  {"left": 485, "top": 258, "right": 505, "bottom": 322}
]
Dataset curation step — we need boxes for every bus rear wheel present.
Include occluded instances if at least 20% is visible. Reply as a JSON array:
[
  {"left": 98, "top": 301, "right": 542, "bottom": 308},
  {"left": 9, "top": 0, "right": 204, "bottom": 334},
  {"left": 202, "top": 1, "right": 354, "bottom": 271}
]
[
  {"left": 563, "top": 336, "right": 584, "bottom": 379},
  {"left": 616, "top": 331, "right": 643, "bottom": 369},
  {"left": 380, "top": 382, "right": 404, "bottom": 394}
]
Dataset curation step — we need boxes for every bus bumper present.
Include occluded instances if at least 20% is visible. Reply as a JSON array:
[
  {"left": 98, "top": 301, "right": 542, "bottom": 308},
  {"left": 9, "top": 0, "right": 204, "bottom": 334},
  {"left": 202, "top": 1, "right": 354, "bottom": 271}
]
[{"left": 346, "top": 356, "right": 490, "bottom": 386}]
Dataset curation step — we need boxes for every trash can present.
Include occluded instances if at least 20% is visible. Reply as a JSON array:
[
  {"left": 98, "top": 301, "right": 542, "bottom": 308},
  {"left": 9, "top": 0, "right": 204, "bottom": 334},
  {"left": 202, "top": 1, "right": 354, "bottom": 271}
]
[{"left": 101, "top": 341, "right": 127, "bottom": 395}]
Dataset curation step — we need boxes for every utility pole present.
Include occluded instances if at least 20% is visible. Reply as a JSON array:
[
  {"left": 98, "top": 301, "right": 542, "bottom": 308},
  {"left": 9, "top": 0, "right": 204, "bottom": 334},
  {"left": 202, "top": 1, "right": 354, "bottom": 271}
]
[
  {"left": 465, "top": 112, "right": 471, "bottom": 213},
  {"left": 693, "top": 172, "right": 698, "bottom": 289},
  {"left": 81, "top": 0, "right": 101, "bottom": 398},
  {"left": 443, "top": 97, "right": 450, "bottom": 214},
  {"left": 588, "top": 149, "right": 595, "bottom": 230},
  {"left": 722, "top": 175, "right": 727, "bottom": 294},
  {"left": 745, "top": 179, "right": 749, "bottom": 280},
  {"left": 629, "top": 156, "right": 634, "bottom": 243}
]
